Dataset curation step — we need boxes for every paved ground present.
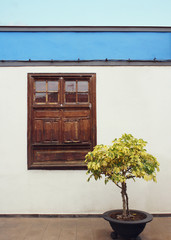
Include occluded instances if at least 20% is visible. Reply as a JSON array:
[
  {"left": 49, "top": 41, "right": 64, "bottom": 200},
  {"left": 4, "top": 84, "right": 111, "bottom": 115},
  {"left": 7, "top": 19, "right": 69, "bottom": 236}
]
[{"left": 0, "top": 217, "right": 170, "bottom": 240}]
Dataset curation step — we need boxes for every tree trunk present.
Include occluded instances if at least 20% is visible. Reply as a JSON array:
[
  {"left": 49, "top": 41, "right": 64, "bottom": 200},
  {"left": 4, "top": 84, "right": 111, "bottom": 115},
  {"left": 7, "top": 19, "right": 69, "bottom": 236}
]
[{"left": 121, "top": 182, "right": 129, "bottom": 218}]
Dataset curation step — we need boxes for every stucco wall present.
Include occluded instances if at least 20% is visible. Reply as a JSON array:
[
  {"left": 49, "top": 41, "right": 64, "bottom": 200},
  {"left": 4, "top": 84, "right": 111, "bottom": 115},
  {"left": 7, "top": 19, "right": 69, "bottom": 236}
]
[{"left": 0, "top": 66, "right": 170, "bottom": 214}]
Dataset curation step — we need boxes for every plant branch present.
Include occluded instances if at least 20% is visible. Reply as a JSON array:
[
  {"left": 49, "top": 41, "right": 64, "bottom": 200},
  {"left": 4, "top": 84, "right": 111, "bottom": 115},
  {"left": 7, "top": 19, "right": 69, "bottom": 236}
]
[
  {"left": 115, "top": 182, "right": 122, "bottom": 189},
  {"left": 126, "top": 176, "right": 135, "bottom": 179},
  {"left": 126, "top": 167, "right": 132, "bottom": 172}
]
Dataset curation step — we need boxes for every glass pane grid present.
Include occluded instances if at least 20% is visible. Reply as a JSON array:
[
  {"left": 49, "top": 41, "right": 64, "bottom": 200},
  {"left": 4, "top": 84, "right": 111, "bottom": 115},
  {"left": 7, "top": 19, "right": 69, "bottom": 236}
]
[
  {"left": 65, "top": 81, "right": 76, "bottom": 92},
  {"left": 78, "top": 93, "right": 89, "bottom": 103},
  {"left": 48, "top": 92, "right": 58, "bottom": 103},
  {"left": 65, "top": 92, "right": 76, "bottom": 103},
  {"left": 78, "top": 81, "right": 89, "bottom": 92},
  {"left": 34, "top": 79, "right": 89, "bottom": 104},
  {"left": 34, "top": 80, "right": 59, "bottom": 104},
  {"left": 64, "top": 80, "right": 89, "bottom": 104},
  {"left": 35, "top": 92, "right": 46, "bottom": 103},
  {"left": 35, "top": 81, "right": 46, "bottom": 92},
  {"left": 48, "top": 81, "right": 59, "bottom": 91}
]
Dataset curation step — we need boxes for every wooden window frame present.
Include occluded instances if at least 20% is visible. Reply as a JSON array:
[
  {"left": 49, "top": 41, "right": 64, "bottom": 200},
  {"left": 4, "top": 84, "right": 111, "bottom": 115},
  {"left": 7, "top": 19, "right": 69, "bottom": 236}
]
[{"left": 27, "top": 73, "right": 96, "bottom": 170}]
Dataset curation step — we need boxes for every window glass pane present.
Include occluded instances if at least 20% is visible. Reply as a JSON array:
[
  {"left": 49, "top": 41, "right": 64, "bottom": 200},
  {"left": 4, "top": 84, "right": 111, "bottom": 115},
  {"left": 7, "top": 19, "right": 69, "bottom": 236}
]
[
  {"left": 78, "top": 93, "right": 89, "bottom": 102},
  {"left": 78, "top": 81, "right": 88, "bottom": 92},
  {"left": 65, "top": 81, "right": 76, "bottom": 92},
  {"left": 35, "top": 81, "right": 46, "bottom": 91},
  {"left": 48, "top": 81, "right": 58, "bottom": 91},
  {"left": 48, "top": 92, "right": 58, "bottom": 102},
  {"left": 65, "top": 93, "right": 76, "bottom": 102},
  {"left": 35, "top": 93, "right": 46, "bottom": 103}
]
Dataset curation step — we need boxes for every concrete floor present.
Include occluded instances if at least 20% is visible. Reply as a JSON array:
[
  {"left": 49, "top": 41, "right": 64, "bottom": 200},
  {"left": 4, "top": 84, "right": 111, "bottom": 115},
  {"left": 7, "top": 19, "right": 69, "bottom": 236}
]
[{"left": 0, "top": 217, "right": 170, "bottom": 240}]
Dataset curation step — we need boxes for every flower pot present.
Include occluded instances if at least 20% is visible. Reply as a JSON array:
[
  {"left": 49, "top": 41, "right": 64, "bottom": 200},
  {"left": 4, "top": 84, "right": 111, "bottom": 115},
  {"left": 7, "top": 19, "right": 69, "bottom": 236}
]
[{"left": 103, "top": 209, "right": 153, "bottom": 239}]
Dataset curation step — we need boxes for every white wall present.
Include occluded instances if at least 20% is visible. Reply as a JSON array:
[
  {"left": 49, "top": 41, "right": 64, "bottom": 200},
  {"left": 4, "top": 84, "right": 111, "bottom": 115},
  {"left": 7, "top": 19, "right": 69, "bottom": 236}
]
[{"left": 0, "top": 66, "right": 170, "bottom": 214}]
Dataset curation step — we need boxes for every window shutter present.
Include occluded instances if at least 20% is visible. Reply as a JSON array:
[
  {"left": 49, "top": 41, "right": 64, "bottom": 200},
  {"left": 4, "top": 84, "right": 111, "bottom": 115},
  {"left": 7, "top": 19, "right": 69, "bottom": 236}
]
[{"left": 28, "top": 73, "right": 96, "bottom": 169}]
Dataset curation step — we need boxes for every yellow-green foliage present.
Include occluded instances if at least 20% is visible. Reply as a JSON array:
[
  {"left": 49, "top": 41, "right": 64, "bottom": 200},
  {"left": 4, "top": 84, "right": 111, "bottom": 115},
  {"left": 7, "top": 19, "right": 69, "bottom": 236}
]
[{"left": 85, "top": 134, "right": 160, "bottom": 186}]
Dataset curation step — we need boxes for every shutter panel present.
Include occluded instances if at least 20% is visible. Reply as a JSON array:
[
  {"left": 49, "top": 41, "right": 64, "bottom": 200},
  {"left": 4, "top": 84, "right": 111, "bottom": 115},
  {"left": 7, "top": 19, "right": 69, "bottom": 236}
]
[{"left": 28, "top": 74, "right": 96, "bottom": 169}]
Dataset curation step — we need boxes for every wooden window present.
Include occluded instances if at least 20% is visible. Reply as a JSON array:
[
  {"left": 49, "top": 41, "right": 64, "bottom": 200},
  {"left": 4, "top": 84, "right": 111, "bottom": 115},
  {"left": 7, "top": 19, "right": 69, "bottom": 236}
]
[{"left": 28, "top": 73, "right": 96, "bottom": 169}]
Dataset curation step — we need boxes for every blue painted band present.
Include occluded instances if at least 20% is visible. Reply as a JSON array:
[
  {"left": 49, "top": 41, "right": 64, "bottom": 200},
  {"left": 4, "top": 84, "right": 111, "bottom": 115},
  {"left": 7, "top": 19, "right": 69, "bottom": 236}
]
[{"left": 0, "top": 32, "right": 170, "bottom": 60}]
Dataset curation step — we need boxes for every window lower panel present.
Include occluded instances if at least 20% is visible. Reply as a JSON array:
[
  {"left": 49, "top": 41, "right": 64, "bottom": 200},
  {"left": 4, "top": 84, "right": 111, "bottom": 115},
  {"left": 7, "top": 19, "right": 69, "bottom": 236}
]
[{"left": 29, "top": 145, "right": 91, "bottom": 169}]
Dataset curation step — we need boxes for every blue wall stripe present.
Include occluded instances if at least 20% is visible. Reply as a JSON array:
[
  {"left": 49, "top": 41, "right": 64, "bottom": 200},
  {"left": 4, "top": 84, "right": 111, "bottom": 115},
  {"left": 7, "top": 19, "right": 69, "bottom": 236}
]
[{"left": 0, "top": 32, "right": 171, "bottom": 61}]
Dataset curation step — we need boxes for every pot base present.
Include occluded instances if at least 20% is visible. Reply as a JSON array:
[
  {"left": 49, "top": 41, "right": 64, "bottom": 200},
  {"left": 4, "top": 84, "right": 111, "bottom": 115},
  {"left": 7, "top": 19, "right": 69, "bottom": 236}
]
[{"left": 111, "top": 231, "right": 142, "bottom": 240}]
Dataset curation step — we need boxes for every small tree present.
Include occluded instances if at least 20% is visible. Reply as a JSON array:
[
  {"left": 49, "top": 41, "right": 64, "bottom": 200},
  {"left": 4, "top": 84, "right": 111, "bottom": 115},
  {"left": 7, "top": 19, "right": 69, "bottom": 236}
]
[{"left": 85, "top": 134, "right": 160, "bottom": 219}]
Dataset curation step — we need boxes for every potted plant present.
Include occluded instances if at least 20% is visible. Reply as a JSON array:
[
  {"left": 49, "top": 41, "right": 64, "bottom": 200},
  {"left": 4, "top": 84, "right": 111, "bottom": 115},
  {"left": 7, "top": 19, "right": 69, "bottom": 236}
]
[{"left": 85, "top": 133, "right": 160, "bottom": 239}]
